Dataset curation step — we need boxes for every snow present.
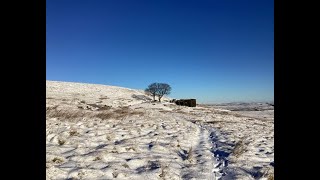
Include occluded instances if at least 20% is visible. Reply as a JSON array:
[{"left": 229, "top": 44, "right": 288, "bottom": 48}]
[{"left": 46, "top": 80, "right": 274, "bottom": 179}]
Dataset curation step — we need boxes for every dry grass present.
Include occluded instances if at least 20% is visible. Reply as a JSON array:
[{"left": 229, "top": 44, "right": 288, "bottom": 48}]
[
  {"left": 159, "top": 164, "right": 166, "bottom": 179},
  {"left": 46, "top": 105, "right": 58, "bottom": 112},
  {"left": 112, "top": 171, "right": 119, "bottom": 178},
  {"left": 122, "top": 163, "right": 130, "bottom": 168},
  {"left": 232, "top": 140, "right": 246, "bottom": 158},
  {"left": 106, "top": 135, "right": 113, "bottom": 141},
  {"left": 262, "top": 168, "right": 274, "bottom": 180},
  {"left": 69, "top": 129, "right": 79, "bottom": 136},
  {"left": 114, "top": 106, "right": 129, "bottom": 113},
  {"left": 87, "top": 103, "right": 102, "bottom": 108},
  {"left": 95, "top": 112, "right": 114, "bottom": 120},
  {"left": 215, "top": 111, "right": 231, "bottom": 115},
  {"left": 93, "top": 156, "right": 101, "bottom": 161},
  {"left": 174, "top": 110, "right": 189, "bottom": 115},
  {"left": 99, "top": 96, "right": 109, "bottom": 100},
  {"left": 206, "top": 120, "right": 240, "bottom": 125},
  {"left": 129, "top": 110, "right": 145, "bottom": 116},
  {"left": 187, "top": 146, "right": 193, "bottom": 163},
  {"left": 159, "top": 110, "right": 171, "bottom": 113},
  {"left": 97, "top": 105, "right": 112, "bottom": 111},
  {"left": 113, "top": 107, "right": 144, "bottom": 119},
  {"left": 58, "top": 139, "right": 66, "bottom": 145},
  {"left": 47, "top": 106, "right": 144, "bottom": 121},
  {"left": 95, "top": 108, "right": 129, "bottom": 120},
  {"left": 125, "top": 147, "right": 136, "bottom": 152},
  {"left": 52, "top": 157, "right": 63, "bottom": 163},
  {"left": 232, "top": 113, "right": 243, "bottom": 117},
  {"left": 159, "top": 162, "right": 173, "bottom": 179},
  {"left": 267, "top": 174, "right": 274, "bottom": 180},
  {"left": 47, "top": 109, "right": 86, "bottom": 121},
  {"left": 191, "top": 108, "right": 208, "bottom": 111},
  {"left": 77, "top": 106, "right": 84, "bottom": 109},
  {"left": 205, "top": 121, "right": 218, "bottom": 124}
]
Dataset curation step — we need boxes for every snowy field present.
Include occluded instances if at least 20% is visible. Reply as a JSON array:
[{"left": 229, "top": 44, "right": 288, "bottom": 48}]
[{"left": 46, "top": 81, "right": 274, "bottom": 180}]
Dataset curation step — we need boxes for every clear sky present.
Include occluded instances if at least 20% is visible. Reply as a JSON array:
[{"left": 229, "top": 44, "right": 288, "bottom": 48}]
[{"left": 47, "top": 0, "right": 274, "bottom": 104}]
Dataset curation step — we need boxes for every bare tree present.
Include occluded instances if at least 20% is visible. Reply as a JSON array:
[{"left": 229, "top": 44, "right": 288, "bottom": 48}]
[
  {"left": 145, "top": 83, "right": 158, "bottom": 101},
  {"left": 146, "top": 83, "right": 172, "bottom": 102},
  {"left": 156, "top": 83, "right": 171, "bottom": 102}
]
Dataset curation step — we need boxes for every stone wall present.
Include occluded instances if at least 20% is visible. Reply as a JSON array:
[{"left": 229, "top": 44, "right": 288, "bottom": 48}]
[{"left": 173, "top": 99, "right": 196, "bottom": 107}]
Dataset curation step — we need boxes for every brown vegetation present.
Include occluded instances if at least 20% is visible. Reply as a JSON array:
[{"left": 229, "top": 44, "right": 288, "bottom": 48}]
[{"left": 47, "top": 106, "right": 144, "bottom": 121}]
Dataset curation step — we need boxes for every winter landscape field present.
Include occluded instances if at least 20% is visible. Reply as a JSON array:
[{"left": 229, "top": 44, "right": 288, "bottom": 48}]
[{"left": 46, "top": 80, "right": 274, "bottom": 180}]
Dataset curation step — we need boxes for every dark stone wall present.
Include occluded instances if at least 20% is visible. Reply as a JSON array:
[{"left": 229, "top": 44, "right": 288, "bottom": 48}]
[{"left": 175, "top": 99, "right": 196, "bottom": 107}]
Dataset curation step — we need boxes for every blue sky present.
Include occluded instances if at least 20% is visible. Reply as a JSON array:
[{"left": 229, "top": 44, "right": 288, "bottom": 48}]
[{"left": 47, "top": 0, "right": 274, "bottom": 103}]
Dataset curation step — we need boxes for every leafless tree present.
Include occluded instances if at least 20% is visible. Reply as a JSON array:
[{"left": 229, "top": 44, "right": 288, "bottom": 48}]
[
  {"left": 156, "top": 83, "right": 171, "bottom": 102},
  {"left": 145, "top": 83, "right": 158, "bottom": 101},
  {"left": 145, "top": 83, "right": 172, "bottom": 102}
]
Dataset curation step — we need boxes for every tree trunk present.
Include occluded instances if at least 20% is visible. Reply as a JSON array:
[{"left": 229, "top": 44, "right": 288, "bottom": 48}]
[
  {"left": 159, "top": 96, "right": 162, "bottom": 102},
  {"left": 153, "top": 94, "right": 155, "bottom": 101}
]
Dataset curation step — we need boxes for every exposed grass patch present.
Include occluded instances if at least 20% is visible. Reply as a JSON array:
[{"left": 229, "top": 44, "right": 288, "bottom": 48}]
[
  {"left": 112, "top": 171, "right": 119, "bottom": 178},
  {"left": 95, "top": 112, "right": 114, "bottom": 120},
  {"left": 106, "top": 135, "right": 112, "bottom": 141},
  {"left": 232, "top": 140, "right": 246, "bottom": 158},
  {"left": 159, "top": 110, "right": 171, "bottom": 113},
  {"left": 122, "top": 163, "right": 130, "bottom": 168},
  {"left": 47, "top": 106, "right": 144, "bottom": 122},
  {"left": 267, "top": 174, "right": 274, "bottom": 180},
  {"left": 46, "top": 105, "right": 58, "bottom": 112},
  {"left": 93, "top": 156, "right": 101, "bottom": 161},
  {"left": 206, "top": 120, "right": 239, "bottom": 124},
  {"left": 110, "top": 147, "right": 119, "bottom": 153},
  {"left": 87, "top": 103, "right": 102, "bottom": 108},
  {"left": 187, "top": 147, "right": 193, "bottom": 163},
  {"left": 99, "top": 96, "right": 109, "bottom": 100},
  {"left": 69, "top": 129, "right": 79, "bottom": 136},
  {"left": 52, "top": 157, "right": 63, "bottom": 163},
  {"left": 262, "top": 167, "right": 274, "bottom": 180},
  {"left": 98, "top": 105, "right": 112, "bottom": 111},
  {"left": 215, "top": 111, "right": 231, "bottom": 115},
  {"left": 129, "top": 110, "right": 144, "bottom": 116},
  {"left": 94, "top": 107, "right": 131, "bottom": 120},
  {"left": 111, "top": 106, "right": 144, "bottom": 119},
  {"left": 58, "top": 139, "right": 66, "bottom": 146},
  {"left": 174, "top": 110, "right": 189, "bottom": 115},
  {"left": 125, "top": 147, "right": 136, "bottom": 152},
  {"left": 47, "top": 109, "right": 86, "bottom": 121},
  {"left": 159, "top": 164, "right": 167, "bottom": 179},
  {"left": 205, "top": 121, "right": 218, "bottom": 124},
  {"left": 114, "top": 106, "right": 129, "bottom": 113},
  {"left": 233, "top": 113, "right": 243, "bottom": 117}
]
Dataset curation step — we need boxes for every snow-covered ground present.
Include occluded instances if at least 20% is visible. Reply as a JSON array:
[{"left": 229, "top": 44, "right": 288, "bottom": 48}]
[{"left": 46, "top": 81, "right": 274, "bottom": 179}]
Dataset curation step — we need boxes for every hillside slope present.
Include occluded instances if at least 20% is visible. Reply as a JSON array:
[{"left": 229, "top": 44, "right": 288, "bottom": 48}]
[{"left": 46, "top": 81, "right": 274, "bottom": 180}]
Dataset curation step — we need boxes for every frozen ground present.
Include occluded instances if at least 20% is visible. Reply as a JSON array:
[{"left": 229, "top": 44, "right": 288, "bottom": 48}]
[
  {"left": 206, "top": 102, "right": 274, "bottom": 121},
  {"left": 46, "top": 81, "right": 274, "bottom": 180}
]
